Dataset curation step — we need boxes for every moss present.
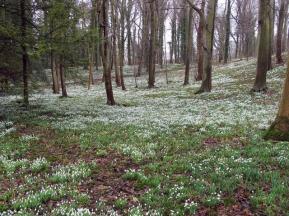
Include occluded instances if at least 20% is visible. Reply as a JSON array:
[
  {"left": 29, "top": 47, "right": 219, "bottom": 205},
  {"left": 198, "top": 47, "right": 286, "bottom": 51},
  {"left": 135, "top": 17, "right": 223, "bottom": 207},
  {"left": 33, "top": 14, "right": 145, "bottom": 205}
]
[{"left": 264, "top": 117, "right": 289, "bottom": 141}]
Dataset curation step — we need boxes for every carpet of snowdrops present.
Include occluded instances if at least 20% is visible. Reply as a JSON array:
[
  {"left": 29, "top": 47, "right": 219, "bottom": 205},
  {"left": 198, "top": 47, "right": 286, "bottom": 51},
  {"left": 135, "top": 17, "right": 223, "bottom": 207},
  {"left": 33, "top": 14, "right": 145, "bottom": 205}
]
[{"left": 1, "top": 59, "right": 289, "bottom": 215}]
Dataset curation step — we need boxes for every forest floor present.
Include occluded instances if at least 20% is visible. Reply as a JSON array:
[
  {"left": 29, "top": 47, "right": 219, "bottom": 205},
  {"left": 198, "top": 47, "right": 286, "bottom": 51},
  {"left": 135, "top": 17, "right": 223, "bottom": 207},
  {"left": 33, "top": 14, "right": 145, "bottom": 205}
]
[{"left": 0, "top": 58, "right": 289, "bottom": 215}]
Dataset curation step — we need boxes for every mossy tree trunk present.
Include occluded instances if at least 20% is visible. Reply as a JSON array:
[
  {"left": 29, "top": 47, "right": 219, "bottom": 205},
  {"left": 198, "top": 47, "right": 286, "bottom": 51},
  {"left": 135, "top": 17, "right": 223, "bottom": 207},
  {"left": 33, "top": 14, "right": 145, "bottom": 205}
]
[
  {"left": 252, "top": 0, "right": 271, "bottom": 92},
  {"left": 265, "top": 55, "right": 289, "bottom": 141}
]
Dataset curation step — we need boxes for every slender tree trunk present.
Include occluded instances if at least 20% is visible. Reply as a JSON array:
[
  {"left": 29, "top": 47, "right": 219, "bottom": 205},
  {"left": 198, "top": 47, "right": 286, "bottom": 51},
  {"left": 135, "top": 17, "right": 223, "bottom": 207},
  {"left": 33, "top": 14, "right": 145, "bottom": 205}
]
[
  {"left": 111, "top": 0, "right": 121, "bottom": 87},
  {"left": 148, "top": 0, "right": 156, "bottom": 88},
  {"left": 195, "top": 0, "right": 205, "bottom": 81},
  {"left": 20, "top": 0, "right": 29, "bottom": 106},
  {"left": 59, "top": 55, "right": 68, "bottom": 97},
  {"left": 282, "top": 2, "right": 289, "bottom": 52},
  {"left": 235, "top": 35, "right": 239, "bottom": 59},
  {"left": 88, "top": 51, "right": 94, "bottom": 90},
  {"left": 184, "top": 6, "right": 193, "bottom": 85},
  {"left": 100, "top": 0, "right": 116, "bottom": 105},
  {"left": 158, "top": 15, "right": 165, "bottom": 68},
  {"left": 265, "top": 54, "right": 289, "bottom": 140},
  {"left": 171, "top": 12, "right": 177, "bottom": 63},
  {"left": 252, "top": 0, "right": 271, "bottom": 92},
  {"left": 276, "top": 0, "right": 286, "bottom": 64},
  {"left": 126, "top": 0, "right": 133, "bottom": 65},
  {"left": 137, "top": 7, "right": 148, "bottom": 77},
  {"left": 224, "top": 0, "right": 231, "bottom": 64},
  {"left": 196, "top": 0, "right": 218, "bottom": 93},
  {"left": 119, "top": 0, "right": 126, "bottom": 90},
  {"left": 51, "top": 52, "right": 59, "bottom": 94},
  {"left": 268, "top": 0, "right": 275, "bottom": 70}
]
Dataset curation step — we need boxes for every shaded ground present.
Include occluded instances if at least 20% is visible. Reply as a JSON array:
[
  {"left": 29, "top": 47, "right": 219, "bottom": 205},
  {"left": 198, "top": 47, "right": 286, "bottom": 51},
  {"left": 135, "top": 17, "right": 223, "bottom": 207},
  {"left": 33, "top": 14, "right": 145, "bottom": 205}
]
[{"left": 1, "top": 59, "right": 289, "bottom": 215}]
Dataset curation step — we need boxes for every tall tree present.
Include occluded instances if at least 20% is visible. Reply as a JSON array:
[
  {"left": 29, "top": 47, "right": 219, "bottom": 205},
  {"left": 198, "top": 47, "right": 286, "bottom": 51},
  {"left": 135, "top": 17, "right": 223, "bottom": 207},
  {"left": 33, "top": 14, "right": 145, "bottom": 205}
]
[
  {"left": 184, "top": 5, "right": 193, "bottom": 85},
  {"left": 99, "top": 0, "right": 116, "bottom": 105},
  {"left": 148, "top": 0, "right": 157, "bottom": 88},
  {"left": 282, "top": 1, "right": 289, "bottom": 52},
  {"left": 187, "top": 0, "right": 218, "bottom": 93},
  {"left": 119, "top": 0, "right": 126, "bottom": 90},
  {"left": 276, "top": 0, "right": 287, "bottom": 64},
  {"left": 268, "top": 0, "right": 275, "bottom": 70},
  {"left": 126, "top": 0, "right": 133, "bottom": 66},
  {"left": 224, "top": 0, "right": 231, "bottom": 64},
  {"left": 252, "top": 0, "right": 271, "bottom": 92},
  {"left": 195, "top": 0, "right": 205, "bottom": 81},
  {"left": 111, "top": 0, "right": 121, "bottom": 87},
  {"left": 20, "top": 0, "right": 29, "bottom": 105}
]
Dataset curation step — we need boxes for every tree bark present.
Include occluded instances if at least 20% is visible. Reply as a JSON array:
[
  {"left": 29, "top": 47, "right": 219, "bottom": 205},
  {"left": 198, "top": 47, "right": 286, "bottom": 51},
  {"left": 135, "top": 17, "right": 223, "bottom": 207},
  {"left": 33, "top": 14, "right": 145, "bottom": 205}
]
[
  {"left": 100, "top": 0, "right": 116, "bottom": 105},
  {"left": 119, "top": 0, "right": 126, "bottom": 90},
  {"left": 148, "top": 0, "right": 156, "bottom": 88},
  {"left": 252, "top": 0, "right": 271, "bottom": 92},
  {"left": 224, "top": 0, "right": 231, "bottom": 64},
  {"left": 196, "top": 0, "right": 218, "bottom": 93},
  {"left": 184, "top": 6, "right": 193, "bottom": 85},
  {"left": 268, "top": 0, "right": 275, "bottom": 70},
  {"left": 59, "top": 55, "right": 68, "bottom": 97},
  {"left": 265, "top": 55, "right": 289, "bottom": 140},
  {"left": 51, "top": 52, "right": 60, "bottom": 94},
  {"left": 20, "top": 0, "right": 29, "bottom": 106},
  {"left": 126, "top": 0, "right": 133, "bottom": 65},
  {"left": 282, "top": 1, "right": 289, "bottom": 52},
  {"left": 111, "top": 0, "right": 121, "bottom": 87},
  {"left": 276, "top": 0, "right": 286, "bottom": 64},
  {"left": 195, "top": 0, "right": 205, "bottom": 81}
]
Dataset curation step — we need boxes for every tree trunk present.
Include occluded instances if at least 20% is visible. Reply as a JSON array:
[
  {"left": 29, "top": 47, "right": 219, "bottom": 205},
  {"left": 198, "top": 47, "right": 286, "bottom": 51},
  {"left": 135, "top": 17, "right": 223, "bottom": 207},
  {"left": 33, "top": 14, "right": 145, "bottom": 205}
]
[
  {"left": 282, "top": 2, "right": 289, "bottom": 52},
  {"left": 148, "top": 0, "right": 156, "bottom": 88},
  {"left": 158, "top": 14, "right": 165, "bottom": 68},
  {"left": 196, "top": 0, "right": 218, "bottom": 93},
  {"left": 59, "top": 55, "right": 68, "bottom": 97},
  {"left": 252, "top": 0, "right": 271, "bottom": 92},
  {"left": 265, "top": 55, "right": 289, "bottom": 140},
  {"left": 119, "top": 0, "right": 126, "bottom": 90},
  {"left": 276, "top": 0, "right": 286, "bottom": 64},
  {"left": 268, "top": 0, "right": 275, "bottom": 70},
  {"left": 111, "top": 0, "right": 121, "bottom": 87},
  {"left": 171, "top": 12, "right": 177, "bottom": 63},
  {"left": 195, "top": 0, "right": 205, "bottom": 81},
  {"left": 224, "top": 0, "right": 231, "bottom": 64},
  {"left": 126, "top": 0, "right": 133, "bottom": 65},
  {"left": 20, "top": 0, "right": 29, "bottom": 106},
  {"left": 100, "top": 0, "right": 116, "bottom": 105},
  {"left": 88, "top": 50, "right": 94, "bottom": 90},
  {"left": 184, "top": 6, "right": 193, "bottom": 85},
  {"left": 51, "top": 52, "right": 59, "bottom": 94}
]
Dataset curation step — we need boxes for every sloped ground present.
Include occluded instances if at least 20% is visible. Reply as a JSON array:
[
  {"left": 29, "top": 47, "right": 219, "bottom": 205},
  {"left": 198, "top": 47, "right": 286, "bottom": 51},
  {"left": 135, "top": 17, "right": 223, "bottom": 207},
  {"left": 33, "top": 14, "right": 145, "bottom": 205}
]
[{"left": 0, "top": 59, "right": 289, "bottom": 215}]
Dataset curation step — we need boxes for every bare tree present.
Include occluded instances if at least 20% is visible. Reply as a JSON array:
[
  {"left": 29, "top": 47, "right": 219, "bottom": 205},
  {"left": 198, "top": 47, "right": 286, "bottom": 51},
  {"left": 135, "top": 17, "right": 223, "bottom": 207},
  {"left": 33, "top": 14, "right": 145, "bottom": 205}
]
[
  {"left": 184, "top": 4, "right": 193, "bottom": 85},
  {"left": 224, "top": 0, "right": 231, "bottom": 64},
  {"left": 148, "top": 0, "right": 157, "bottom": 88},
  {"left": 252, "top": 0, "right": 271, "bottom": 92},
  {"left": 99, "top": 0, "right": 116, "bottom": 105},
  {"left": 276, "top": 0, "right": 287, "bottom": 64}
]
